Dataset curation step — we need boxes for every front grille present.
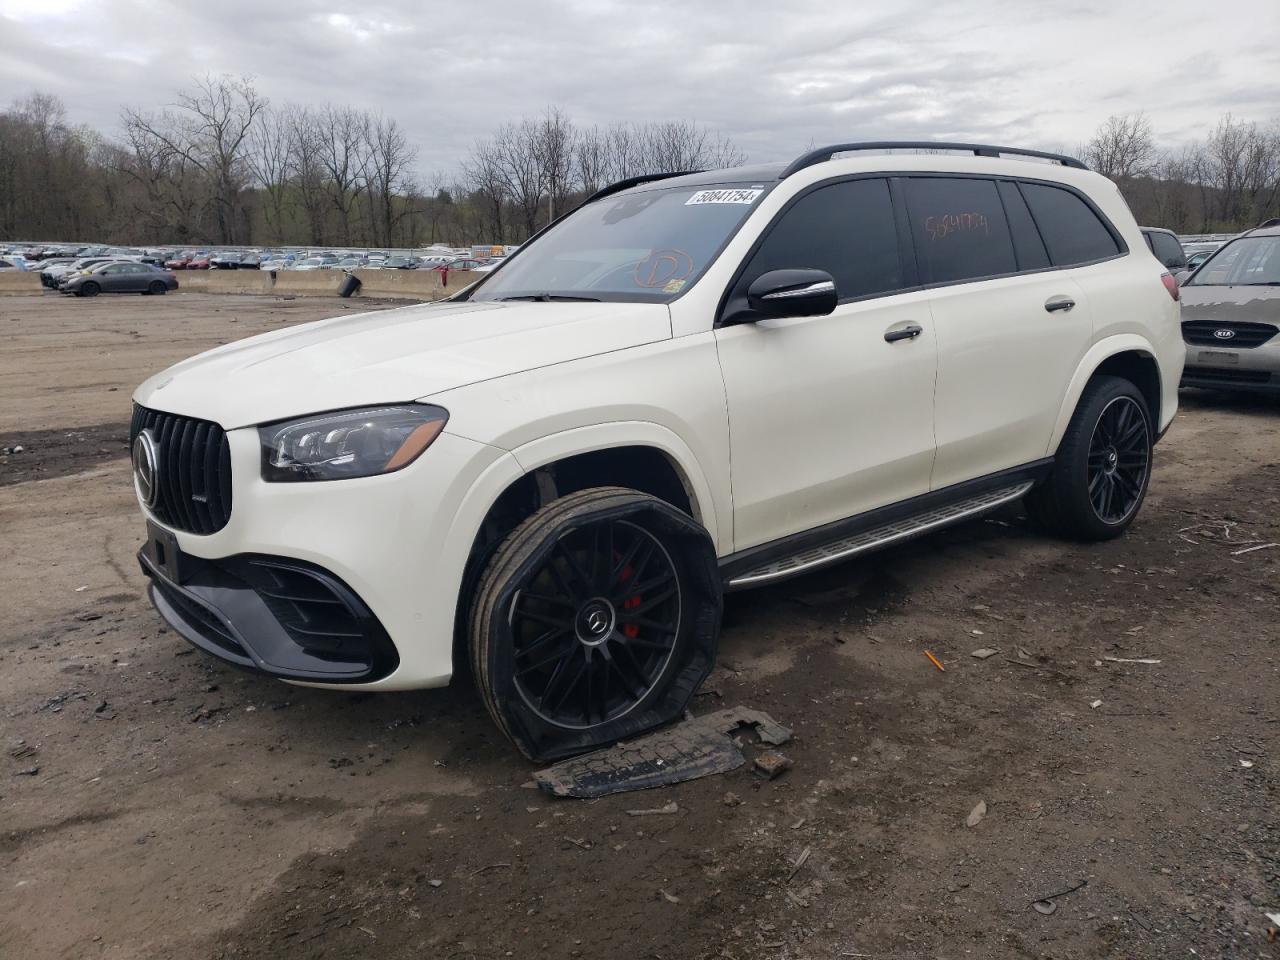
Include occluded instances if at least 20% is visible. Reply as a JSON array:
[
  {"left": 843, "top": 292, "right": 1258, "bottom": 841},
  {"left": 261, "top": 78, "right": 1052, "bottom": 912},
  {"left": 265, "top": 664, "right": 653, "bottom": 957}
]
[
  {"left": 1183, "top": 365, "right": 1273, "bottom": 384},
  {"left": 1182, "top": 320, "right": 1278, "bottom": 348},
  {"left": 130, "top": 405, "right": 233, "bottom": 535}
]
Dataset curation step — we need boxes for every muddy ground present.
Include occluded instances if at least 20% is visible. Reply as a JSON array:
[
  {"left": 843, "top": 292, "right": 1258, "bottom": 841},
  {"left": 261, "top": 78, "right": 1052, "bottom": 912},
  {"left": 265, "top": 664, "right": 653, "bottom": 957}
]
[{"left": 1, "top": 292, "right": 1277, "bottom": 960}]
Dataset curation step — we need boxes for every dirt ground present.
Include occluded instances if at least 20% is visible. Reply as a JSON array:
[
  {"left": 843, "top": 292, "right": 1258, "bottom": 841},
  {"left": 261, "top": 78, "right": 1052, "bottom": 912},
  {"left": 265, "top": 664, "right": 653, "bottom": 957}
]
[{"left": 1, "top": 291, "right": 1277, "bottom": 960}]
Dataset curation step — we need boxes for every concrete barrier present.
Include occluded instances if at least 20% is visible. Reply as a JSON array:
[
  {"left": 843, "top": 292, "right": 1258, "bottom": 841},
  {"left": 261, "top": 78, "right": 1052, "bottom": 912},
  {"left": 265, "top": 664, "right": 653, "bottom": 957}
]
[
  {"left": 175, "top": 270, "right": 272, "bottom": 295},
  {"left": 168, "top": 268, "right": 484, "bottom": 301},
  {"left": 0, "top": 272, "right": 44, "bottom": 295}
]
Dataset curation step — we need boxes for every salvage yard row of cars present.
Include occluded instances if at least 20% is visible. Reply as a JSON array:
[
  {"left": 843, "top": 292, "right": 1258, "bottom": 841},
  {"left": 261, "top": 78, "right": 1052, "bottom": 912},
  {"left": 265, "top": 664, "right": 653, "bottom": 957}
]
[{"left": 0, "top": 243, "right": 508, "bottom": 275}]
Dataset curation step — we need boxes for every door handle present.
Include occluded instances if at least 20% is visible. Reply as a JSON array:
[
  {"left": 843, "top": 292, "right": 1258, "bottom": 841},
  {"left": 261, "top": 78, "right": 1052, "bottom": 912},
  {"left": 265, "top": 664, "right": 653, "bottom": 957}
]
[
  {"left": 1044, "top": 296, "right": 1076, "bottom": 313},
  {"left": 884, "top": 323, "right": 924, "bottom": 343}
]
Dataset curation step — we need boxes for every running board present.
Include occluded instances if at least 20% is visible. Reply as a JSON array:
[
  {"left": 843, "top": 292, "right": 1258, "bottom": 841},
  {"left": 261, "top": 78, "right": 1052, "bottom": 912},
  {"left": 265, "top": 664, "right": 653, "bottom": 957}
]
[{"left": 725, "top": 481, "right": 1034, "bottom": 589}]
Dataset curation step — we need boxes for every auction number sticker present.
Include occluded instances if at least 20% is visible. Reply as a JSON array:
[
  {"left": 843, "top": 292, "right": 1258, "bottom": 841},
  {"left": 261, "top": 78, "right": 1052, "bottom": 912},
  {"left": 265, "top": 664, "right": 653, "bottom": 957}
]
[{"left": 685, "top": 188, "right": 763, "bottom": 205}]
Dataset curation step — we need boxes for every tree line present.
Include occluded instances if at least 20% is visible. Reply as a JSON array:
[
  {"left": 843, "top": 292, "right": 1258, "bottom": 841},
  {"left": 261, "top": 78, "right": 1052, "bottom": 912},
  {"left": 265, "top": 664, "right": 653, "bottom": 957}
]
[
  {"left": 1, "top": 76, "right": 1276, "bottom": 248},
  {"left": 1081, "top": 112, "right": 1280, "bottom": 233}
]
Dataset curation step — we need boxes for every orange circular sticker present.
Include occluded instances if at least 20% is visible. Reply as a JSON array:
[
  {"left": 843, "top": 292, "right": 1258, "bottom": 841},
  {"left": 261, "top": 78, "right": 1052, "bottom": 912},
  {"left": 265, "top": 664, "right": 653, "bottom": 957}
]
[{"left": 634, "top": 249, "right": 694, "bottom": 288}]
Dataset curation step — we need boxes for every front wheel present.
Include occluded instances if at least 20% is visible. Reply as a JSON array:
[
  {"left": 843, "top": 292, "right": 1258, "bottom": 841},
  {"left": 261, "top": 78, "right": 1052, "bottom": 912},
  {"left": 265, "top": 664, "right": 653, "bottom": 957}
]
[
  {"left": 1026, "top": 375, "right": 1153, "bottom": 541},
  {"left": 468, "top": 486, "right": 722, "bottom": 762},
  {"left": 78, "top": 281, "right": 100, "bottom": 297}
]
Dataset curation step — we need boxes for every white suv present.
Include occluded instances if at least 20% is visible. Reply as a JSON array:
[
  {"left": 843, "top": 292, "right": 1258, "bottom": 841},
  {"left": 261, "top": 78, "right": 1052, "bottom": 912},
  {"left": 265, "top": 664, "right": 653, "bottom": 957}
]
[{"left": 131, "top": 142, "right": 1184, "bottom": 761}]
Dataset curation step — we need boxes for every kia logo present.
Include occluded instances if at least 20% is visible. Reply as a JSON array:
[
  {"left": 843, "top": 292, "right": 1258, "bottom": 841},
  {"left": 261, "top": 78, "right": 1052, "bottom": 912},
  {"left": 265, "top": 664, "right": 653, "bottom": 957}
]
[
  {"left": 132, "top": 429, "right": 159, "bottom": 508},
  {"left": 1213, "top": 328, "right": 1236, "bottom": 340}
]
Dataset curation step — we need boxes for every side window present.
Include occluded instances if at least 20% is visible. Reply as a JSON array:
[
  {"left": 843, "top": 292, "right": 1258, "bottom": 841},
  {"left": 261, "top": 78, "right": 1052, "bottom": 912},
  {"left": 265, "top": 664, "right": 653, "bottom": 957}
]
[
  {"left": 1151, "top": 232, "right": 1185, "bottom": 268},
  {"left": 904, "top": 177, "right": 1017, "bottom": 284},
  {"left": 1020, "top": 182, "right": 1121, "bottom": 266},
  {"left": 997, "top": 180, "right": 1050, "bottom": 271},
  {"left": 739, "top": 178, "right": 903, "bottom": 301}
]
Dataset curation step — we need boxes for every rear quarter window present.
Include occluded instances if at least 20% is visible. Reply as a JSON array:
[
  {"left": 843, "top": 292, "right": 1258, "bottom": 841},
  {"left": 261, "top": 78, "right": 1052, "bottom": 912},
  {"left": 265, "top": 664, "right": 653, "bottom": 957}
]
[{"left": 1020, "top": 182, "right": 1121, "bottom": 266}]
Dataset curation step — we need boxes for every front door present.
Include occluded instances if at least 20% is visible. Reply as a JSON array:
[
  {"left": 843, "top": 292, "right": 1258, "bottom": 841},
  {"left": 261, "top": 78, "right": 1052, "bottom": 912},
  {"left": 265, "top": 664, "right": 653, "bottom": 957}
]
[{"left": 714, "top": 177, "right": 938, "bottom": 552}]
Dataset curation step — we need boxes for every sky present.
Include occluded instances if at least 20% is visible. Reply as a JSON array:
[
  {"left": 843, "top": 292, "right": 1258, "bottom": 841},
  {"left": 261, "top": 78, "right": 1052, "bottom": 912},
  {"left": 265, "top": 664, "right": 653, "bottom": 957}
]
[{"left": 1, "top": 0, "right": 1277, "bottom": 178}]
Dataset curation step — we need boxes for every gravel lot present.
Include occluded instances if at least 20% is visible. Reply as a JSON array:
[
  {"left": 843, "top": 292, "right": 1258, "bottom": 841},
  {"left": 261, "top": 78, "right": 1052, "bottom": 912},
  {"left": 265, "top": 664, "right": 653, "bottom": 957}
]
[{"left": 1, "top": 292, "right": 1277, "bottom": 960}]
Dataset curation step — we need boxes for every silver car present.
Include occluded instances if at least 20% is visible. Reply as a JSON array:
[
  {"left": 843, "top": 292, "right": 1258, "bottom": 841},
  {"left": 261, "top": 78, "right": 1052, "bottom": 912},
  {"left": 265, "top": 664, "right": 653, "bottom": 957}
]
[{"left": 1180, "top": 221, "right": 1280, "bottom": 393}]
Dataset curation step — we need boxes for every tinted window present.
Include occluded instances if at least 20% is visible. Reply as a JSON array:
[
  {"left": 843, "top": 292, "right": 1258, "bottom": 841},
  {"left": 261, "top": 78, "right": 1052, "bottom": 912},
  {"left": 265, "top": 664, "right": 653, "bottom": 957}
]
[
  {"left": 904, "top": 177, "right": 1017, "bottom": 283},
  {"left": 739, "top": 178, "right": 903, "bottom": 300},
  {"left": 997, "top": 180, "right": 1050, "bottom": 271},
  {"left": 1020, "top": 183, "right": 1121, "bottom": 266},
  {"left": 1150, "top": 231, "right": 1185, "bottom": 268}
]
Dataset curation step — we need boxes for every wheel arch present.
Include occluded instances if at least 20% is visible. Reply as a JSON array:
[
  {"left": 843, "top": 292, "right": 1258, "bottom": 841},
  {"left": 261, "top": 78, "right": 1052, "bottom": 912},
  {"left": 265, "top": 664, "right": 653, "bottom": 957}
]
[
  {"left": 449, "top": 422, "right": 724, "bottom": 671},
  {"left": 1048, "top": 336, "right": 1163, "bottom": 455}
]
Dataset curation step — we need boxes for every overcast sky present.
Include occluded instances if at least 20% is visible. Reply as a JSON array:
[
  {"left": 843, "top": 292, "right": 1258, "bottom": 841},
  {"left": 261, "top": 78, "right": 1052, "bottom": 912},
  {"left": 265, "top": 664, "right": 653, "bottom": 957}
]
[{"left": 2, "top": 0, "right": 1276, "bottom": 177}]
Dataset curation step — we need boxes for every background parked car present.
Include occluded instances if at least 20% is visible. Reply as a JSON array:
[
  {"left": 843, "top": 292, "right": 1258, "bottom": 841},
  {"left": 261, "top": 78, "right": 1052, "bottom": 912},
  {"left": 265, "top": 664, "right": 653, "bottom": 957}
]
[
  {"left": 0, "top": 256, "right": 30, "bottom": 271},
  {"left": 1179, "top": 221, "right": 1280, "bottom": 393},
  {"left": 49, "top": 257, "right": 120, "bottom": 287},
  {"left": 62, "top": 261, "right": 179, "bottom": 297}
]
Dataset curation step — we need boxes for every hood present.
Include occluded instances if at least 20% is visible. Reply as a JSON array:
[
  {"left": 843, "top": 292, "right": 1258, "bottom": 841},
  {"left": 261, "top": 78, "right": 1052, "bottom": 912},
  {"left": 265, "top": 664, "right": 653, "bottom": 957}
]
[
  {"left": 1181, "top": 284, "right": 1280, "bottom": 323},
  {"left": 133, "top": 299, "right": 671, "bottom": 429}
]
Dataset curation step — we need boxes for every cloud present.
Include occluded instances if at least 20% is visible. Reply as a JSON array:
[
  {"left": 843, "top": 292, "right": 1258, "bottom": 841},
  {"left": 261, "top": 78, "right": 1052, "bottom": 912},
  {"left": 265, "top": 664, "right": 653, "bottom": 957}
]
[{"left": 1, "top": 0, "right": 1276, "bottom": 178}]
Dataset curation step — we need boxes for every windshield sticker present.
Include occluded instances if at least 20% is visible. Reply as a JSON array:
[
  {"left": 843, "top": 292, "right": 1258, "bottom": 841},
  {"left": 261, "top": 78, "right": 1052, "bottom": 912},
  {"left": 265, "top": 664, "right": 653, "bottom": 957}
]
[
  {"left": 685, "top": 188, "right": 763, "bottom": 206},
  {"left": 634, "top": 249, "right": 695, "bottom": 288},
  {"left": 663, "top": 278, "right": 687, "bottom": 294}
]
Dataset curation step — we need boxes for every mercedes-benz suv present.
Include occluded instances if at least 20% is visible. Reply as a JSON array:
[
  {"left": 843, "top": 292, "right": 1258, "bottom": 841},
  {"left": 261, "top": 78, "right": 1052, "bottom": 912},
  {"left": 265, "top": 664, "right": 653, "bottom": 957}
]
[{"left": 130, "top": 141, "right": 1184, "bottom": 761}]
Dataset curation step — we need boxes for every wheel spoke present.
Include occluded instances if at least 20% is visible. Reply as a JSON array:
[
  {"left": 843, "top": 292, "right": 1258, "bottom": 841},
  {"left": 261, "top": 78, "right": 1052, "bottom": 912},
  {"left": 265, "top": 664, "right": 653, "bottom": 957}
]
[
  {"left": 554, "top": 540, "right": 594, "bottom": 599},
  {"left": 616, "top": 613, "right": 677, "bottom": 634},
  {"left": 514, "top": 607, "right": 575, "bottom": 631},
  {"left": 621, "top": 585, "right": 678, "bottom": 617},
  {"left": 610, "top": 531, "right": 645, "bottom": 583},
  {"left": 518, "top": 589, "right": 577, "bottom": 609},
  {"left": 516, "top": 636, "right": 575, "bottom": 677},
  {"left": 545, "top": 655, "right": 588, "bottom": 715}
]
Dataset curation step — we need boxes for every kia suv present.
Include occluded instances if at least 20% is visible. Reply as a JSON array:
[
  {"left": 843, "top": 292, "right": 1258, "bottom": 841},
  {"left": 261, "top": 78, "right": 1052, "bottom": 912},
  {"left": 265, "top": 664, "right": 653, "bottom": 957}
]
[
  {"left": 1179, "top": 221, "right": 1280, "bottom": 392},
  {"left": 130, "top": 141, "right": 1184, "bottom": 761}
]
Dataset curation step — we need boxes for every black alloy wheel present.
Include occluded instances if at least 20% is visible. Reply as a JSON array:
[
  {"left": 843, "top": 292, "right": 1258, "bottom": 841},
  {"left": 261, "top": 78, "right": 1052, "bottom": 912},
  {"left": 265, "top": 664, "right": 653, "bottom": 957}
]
[
  {"left": 509, "top": 519, "right": 681, "bottom": 729},
  {"left": 1025, "top": 374, "right": 1154, "bottom": 542},
  {"left": 469, "top": 486, "right": 721, "bottom": 762},
  {"left": 148, "top": 280, "right": 167, "bottom": 295},
  {"left": 1087, "top": 395, "right": 1150, "bottom": 525},
  {"left": 79, "top": 281, "right": 100, "bottom": 297}
]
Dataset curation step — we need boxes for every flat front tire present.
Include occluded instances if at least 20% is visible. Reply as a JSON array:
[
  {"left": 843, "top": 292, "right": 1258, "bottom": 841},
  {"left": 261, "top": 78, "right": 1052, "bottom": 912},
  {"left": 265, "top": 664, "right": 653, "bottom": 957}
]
[
  {"left": 468, "top": 486, "right": 722, "bottom": 762},
  {"left": 1026, "top": 375, "right": 1153, "bottom": 541}
]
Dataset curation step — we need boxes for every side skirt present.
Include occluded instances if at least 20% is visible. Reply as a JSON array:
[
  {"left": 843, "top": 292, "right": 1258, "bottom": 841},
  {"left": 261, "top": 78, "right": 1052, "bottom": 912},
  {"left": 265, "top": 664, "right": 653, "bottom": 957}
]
[{"left": 720, "top": 460, "right": 1052, "bottom": 590}]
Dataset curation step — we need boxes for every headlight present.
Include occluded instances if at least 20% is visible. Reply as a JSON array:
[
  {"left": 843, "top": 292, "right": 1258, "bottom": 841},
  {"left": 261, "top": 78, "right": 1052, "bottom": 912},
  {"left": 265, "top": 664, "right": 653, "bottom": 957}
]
[{"left": 259, "top": 405, "right": 448, "bottom": 482}]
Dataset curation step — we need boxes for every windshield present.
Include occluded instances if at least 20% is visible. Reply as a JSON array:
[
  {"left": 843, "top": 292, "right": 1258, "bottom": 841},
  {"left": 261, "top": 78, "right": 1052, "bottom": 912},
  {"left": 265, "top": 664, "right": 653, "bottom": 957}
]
[
  {"left": 1187, "top": 235, "right": 1280, "bottom": 286},
  {"left": 470, "top": 182, "right": 770, "bottom": 303}
]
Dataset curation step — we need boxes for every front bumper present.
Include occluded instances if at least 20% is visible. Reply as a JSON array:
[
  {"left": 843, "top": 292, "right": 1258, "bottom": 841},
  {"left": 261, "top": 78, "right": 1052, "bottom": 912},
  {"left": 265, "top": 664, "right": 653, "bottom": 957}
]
[
  {"left": 1181, "top": 340, "right": 1280, "bottom": 393},
  {"left": 131, "top": 422, "right": 518, "bottom": 691},
  {"left": 139, "top": 535, "right": 398, "bottom": 682}
]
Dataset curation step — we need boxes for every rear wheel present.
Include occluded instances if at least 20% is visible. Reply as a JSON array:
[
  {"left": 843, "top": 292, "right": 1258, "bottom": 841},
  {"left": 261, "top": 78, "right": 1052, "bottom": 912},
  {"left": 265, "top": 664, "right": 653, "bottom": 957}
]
[
  {"left": 469, "top": 486, "right": 721, "bottom": 762},
  {"left": 148, "top": 281, "right": 167, "bottom": 295},
  {"left": 78, "top": 281, "right": 99, "bottom": 297},
  {"left": 1026, "top": 375, "right": 1152, "bottom": 541}
]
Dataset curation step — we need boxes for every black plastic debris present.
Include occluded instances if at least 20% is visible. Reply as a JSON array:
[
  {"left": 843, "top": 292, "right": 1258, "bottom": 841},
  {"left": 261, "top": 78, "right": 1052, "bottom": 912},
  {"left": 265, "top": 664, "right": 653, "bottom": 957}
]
[{"left": 532, "top": 706, "right": 792, "bottom": 798}]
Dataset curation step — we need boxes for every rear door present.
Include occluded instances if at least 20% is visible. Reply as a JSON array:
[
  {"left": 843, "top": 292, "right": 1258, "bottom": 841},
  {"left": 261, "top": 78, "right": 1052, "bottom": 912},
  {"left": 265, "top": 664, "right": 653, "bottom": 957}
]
[{"left": 907, "top": 176, "right": 1096, "bottom": 490}]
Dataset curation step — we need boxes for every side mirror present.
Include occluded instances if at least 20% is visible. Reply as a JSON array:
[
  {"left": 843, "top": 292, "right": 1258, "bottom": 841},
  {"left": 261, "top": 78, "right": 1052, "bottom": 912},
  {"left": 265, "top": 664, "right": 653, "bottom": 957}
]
[{"left": 745, "top": 269, "right": 838, "bottom": 320}]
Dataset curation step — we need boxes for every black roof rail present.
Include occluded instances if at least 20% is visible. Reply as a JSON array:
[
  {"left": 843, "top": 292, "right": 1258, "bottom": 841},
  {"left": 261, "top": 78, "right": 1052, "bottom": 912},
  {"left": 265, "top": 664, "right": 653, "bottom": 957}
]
[
  {"left": 582, "top": 170, "right": 702, "bottom": 205},
  {"left": 1254, "top": 217, "right": 1280, "bottom": 230},
  {"left": 780, "top": 141, "right": 1089, "bottom": 179}
]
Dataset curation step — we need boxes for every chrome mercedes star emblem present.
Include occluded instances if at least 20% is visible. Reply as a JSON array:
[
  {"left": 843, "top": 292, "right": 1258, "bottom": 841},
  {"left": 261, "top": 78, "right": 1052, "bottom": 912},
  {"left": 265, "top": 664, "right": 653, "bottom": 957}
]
[{"left": 132, "top": 429, "right": 159, "bottom": 508}]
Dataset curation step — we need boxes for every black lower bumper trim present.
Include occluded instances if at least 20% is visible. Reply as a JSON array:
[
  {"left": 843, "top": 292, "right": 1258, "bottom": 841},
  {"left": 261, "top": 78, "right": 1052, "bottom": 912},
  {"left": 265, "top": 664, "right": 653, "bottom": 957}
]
[{"left": 138, "top": 543, "right": 399, "bottom": 683}]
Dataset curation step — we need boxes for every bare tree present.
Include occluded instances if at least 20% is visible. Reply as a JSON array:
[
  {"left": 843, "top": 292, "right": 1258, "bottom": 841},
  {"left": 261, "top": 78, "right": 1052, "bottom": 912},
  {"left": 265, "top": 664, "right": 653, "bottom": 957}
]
[
  {"left": 316, "top": 104, "right": 370, "bottom": 245},
  {"left": 363, "top": 113, "right": 417, "bottom": 247},
  {"left": 1084, "top": 113, "right": 1156, "bottom": 181},
  {"left": 247, "top": 104, "right": 294, "bottom": 242}
]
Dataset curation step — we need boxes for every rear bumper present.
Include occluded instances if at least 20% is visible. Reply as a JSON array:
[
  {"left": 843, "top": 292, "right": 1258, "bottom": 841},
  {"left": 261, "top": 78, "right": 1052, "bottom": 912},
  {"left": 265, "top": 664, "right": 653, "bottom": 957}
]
[{"left": 138, "top": 543, "right": 400, "bottom": 682}]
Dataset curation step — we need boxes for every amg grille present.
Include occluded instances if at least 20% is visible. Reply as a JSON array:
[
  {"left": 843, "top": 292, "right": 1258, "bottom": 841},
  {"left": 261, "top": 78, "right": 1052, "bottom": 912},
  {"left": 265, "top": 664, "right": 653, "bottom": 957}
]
[
  {"left": 130, "top": 405, "right": 233, "bottom": 535},
  {"left": 1182, "top": 320, "right": 1278, "bottom": 348}
]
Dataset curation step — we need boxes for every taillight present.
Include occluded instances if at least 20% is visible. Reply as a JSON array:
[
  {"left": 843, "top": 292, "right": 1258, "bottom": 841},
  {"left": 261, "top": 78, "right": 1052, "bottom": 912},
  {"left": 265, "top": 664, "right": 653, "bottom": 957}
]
[{"left": 1160, "top": 272, "right": 1180, "bottom": 302}]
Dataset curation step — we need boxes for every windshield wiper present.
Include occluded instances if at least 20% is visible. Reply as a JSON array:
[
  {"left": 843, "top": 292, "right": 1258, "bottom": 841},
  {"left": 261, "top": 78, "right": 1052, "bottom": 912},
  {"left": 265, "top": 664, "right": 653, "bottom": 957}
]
[{"left": 497, "top": 294, "right": 602, "bottom": 302}]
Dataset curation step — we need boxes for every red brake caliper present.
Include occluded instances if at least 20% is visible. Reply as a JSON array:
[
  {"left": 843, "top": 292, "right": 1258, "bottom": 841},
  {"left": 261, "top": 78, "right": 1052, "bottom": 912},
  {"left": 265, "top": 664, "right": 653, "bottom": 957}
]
[{"left": 616, "top": 556, "right": 642, "bottom": 638}]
